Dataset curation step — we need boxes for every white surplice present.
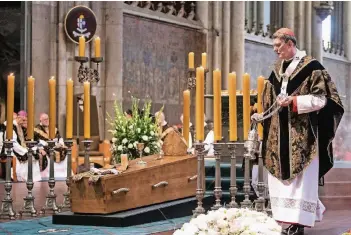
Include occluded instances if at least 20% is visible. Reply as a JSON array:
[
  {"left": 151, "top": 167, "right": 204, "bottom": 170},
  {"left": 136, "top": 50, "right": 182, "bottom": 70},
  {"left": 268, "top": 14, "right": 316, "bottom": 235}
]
[
  {"left": 40, "top": 155, "right": 68, "bottom": 179},
  {"left": 1, "top": 125, "right": 42, "bottom": 182},
  {"left": 204, "top": 130, "right": 214, "bottom": 157},
  {"left": 267, "top": 94, "right": 327, "bottom": 227},
  {"left": 39, "top": 137, "right": 69, "bottom": 179}
]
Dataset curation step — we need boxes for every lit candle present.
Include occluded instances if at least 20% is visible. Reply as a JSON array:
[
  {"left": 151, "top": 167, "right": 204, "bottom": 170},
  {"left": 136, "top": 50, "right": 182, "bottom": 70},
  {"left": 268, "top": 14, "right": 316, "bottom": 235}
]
[
  {"left": 213, "top": 69, "right": 222, "bottom": 141},
  {"left": 202, "top": 53, "right": 207, "bottom": 69},
  {"left": 79, "top": 36, "right": 85, "bottom": 57},
  {"left": 196, "top": 66, "right": 205, "bottom": 141},
  {"left": 84, "top": 81, "right": 91, "bottom": 139},
  {"left": 49, "top": 77, "right": 56, "bottom": 139},
  {"left": 6, "top": 73, "right": 14, "bottom": 140},
  {"left": 243, "top": 73, "right": 250, "bottom": 140},
  {"left": 27, "top": 76, "right": 35, "bottom": 140},
  {"left": 257, "top": 76, "right": 265, "bottom": 140},
  {"left": 188, "top": 52, "right": 194, "bottom": 69},
  {"left": 66, "top": 79, "right": 74, "bottom": 139},
  {"left": 94, "top": 36, "right": 101, "bottom": 57},
  {"left": 183, "top": 89, "right": 190, "bottom": 147},
  {"left": 229, "top": 72, "right": 237, "bottom": 141}
]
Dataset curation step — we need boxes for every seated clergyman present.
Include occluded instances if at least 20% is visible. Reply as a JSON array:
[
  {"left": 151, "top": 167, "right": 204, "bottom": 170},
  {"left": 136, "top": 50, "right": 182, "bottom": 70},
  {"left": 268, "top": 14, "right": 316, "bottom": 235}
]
[
  {"left": 2, "top": 112, "right": 41, "bottom": 182},
  {"left": 34, "top": 113, "right": 68, "bottom": 178},
  {"left": 155, "top": 111, "right": 187, "bottom": 156}
]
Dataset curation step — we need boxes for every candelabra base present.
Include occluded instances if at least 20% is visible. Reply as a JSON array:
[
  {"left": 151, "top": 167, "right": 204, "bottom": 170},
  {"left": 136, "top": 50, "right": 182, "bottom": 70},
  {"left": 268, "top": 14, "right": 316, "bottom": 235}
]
[
  {"left": 0, "top": 141, "right": 16, "bottom": 220},
  {"left": 0, "top": 197, "right": 16, "bottom": 220},
  {"left": 60, "top": 139, "right": 73, "bottom": 210},
  {"left": 60, "top": 192, "right": 71, "bottom": 210},
  {"left": 41, "top": 192, "right": 60, "bottom": 215},
  {"left": 19, "top": 195, "right": 37, "bottom": 217},
  {"left": 254, "top": 197, "right": 266, "bottom": 212},
  {"left": 241, "top": 198, "right": 252, "bottom": 209}
]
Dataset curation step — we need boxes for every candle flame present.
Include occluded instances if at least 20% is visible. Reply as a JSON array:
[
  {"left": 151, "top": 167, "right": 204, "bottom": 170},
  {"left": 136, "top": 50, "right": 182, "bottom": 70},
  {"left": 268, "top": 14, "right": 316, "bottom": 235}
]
[
  {"left": 9, "top": 73, "right": 13, "bottom": 76},
  {"left": 50, "top": 76, "right": 55, "bottom": 80}
]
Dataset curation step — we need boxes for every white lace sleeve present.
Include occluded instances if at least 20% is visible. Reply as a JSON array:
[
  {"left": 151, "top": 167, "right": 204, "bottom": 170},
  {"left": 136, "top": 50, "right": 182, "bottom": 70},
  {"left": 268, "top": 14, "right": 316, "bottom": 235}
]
[{"left": 296, "top": 95, "right": 327, "bottom": 114}]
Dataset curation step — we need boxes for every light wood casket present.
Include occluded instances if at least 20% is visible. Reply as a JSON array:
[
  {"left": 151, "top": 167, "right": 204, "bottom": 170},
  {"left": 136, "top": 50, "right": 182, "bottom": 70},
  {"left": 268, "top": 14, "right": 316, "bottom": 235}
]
[{"left": 70, "top": 155, "right": 197, "bottom": 214}]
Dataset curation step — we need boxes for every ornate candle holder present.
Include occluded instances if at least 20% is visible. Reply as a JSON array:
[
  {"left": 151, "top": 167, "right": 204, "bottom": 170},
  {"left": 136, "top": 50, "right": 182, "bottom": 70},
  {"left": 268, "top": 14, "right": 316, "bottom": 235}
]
[
  {"left": 75, "top": 56, "right": 104, "bottom": 83},
  {"left": 136, "top": 142, "right": 146, "bottom": 165},
  {"left": 241, "top": 144, "right": 254, "bottom": 209},
  {"left": 82, "top": 139, "right": 93, "bottom": 171},
  {"left": 192, "top": 142, "right": 206, "bottom": 217},
  {"left": 254, "top": 141, "right": 266, "bottom": 212},
  {"left": 211, "top": 142, "right": 224, "bottom": 210},
  {"left": 19, "top": 140, "right": 38, "bottom": 217},
  {"left": 187, "top": 68, "right": 209, "bottom": 90},
  {"left": 0, "top": 141, "right": 16, "bottom": 220},
  {"left": 41, "top": 140, "right": 59, "bottom": 214},
  {"left": 60, "top": 139, "right": 73, "bottom": 210},
  {"left": 227, "top": 142, "right": 239, "bottom": 208}
]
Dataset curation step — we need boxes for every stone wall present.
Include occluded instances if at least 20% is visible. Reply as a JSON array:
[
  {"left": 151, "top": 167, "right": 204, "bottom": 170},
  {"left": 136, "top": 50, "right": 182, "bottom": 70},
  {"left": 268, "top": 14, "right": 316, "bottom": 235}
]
[
  {"left": 244, "top": 39, "right": 275, "bottom": 88},
  {"left": 0, "top": 5, "right": 21, "bottom": 110},
  {"left": 122, "top": 14, "right": 205, "bottom": 125},
  {"left": 323, "top": 57, "right": 351, "bottom": 112}
]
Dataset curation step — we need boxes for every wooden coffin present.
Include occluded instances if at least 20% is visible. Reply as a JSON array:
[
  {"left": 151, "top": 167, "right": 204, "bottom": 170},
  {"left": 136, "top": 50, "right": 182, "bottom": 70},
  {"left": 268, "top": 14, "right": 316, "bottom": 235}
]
[{"left": 70, "top": 154, "right": 198, "bottom": 214}]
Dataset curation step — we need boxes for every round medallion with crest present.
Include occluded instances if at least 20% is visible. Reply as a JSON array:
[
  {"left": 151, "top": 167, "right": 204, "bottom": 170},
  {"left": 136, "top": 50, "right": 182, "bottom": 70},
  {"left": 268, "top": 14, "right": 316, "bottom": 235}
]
[{"left": 64, "top": 5, "right": 97, "bottom": 44}]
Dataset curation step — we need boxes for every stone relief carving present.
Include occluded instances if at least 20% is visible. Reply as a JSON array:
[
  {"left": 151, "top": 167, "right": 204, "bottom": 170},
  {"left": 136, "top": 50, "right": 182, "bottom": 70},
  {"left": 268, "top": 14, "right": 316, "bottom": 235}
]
[
  {"left": 122, "top": 15, "right": 204, "bottom": 124},
  {"left": 124, "top": 1, "right": 197, "bottom": 21}
]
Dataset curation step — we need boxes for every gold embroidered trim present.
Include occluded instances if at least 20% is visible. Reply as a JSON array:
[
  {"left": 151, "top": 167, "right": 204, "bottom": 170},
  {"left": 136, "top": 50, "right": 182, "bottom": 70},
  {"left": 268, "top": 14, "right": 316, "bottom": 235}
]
[
  {"left": 34, "top": 126, "right": 57, "bottom": 140},
  {"left": 272, "top": 56, "right": 316, "bottom": 82}
]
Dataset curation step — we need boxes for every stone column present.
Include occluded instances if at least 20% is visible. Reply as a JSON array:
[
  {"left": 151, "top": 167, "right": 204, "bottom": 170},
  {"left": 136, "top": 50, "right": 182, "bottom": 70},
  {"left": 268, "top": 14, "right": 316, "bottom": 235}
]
[
  {"left": 213, "top": 1, "right": 222, "bottom": 70},
  {"left": 311, "top": 2, "right": 323, "bottom": 63},
  {"left": 32, "top": 2, "right": 52, "bottom": 122},
  {"left": 222, "top": 1, "right": 230, "bottom": 89},
  {"left": 331, "top": 3, "right": 336, "bottom": 44},
  {"left": 91, "top": 1, "right": 106, "bottom": 140},
  {"left": 338, "top": 2, "right": 343, "bottom": 49},
  {"left": 57, "top": 2, "right": 68, "bottom": 136},
  {"left": 20, "top": 2, "right": 32, "bottom": 110},
  {"left": 312, "top": 2, "right": 333, "bottom": 63},
  {"left": 277, "top": 2, "right": 283, "bottom": 29},
  {"left": 305, "top": 2, "right": 312, "bottom": 55},
  {"left": 343, "top": 1, "right": 351, "bottom": 59},
  {"left": 252, "top": 1, "right": 257, "bottom": 33},
  {"left": 104, "top": 2, "right": 123, "bottom": 139},
  {"left": 230, "top": 1, "right": 245, "bottom": 90},
  {"left": 283, "top": 1, "right": 294, "bottom": 30},
  {"left": 335, "top": 2, "right": 340, "bottom": 46},
  {"left": 245, "top": 2, "right": 252, "bottom": 32},
  {"left": 270, "top": 2, "right": 276, "bottom": 34},
  {"left": 296, "top": 2, "right": 305, "bottom": 49},
  {"left": 257, "top": 1, "right": 264, "bottom": 34},
  {"left": 197, "top": 1, "right": 213, "bottom": 120}
]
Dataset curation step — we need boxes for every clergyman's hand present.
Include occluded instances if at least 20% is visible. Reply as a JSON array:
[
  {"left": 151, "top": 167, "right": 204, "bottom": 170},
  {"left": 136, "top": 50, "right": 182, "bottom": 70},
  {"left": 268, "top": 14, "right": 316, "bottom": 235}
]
[
  {"left": 251, "top": 113, "right": 264, "bottom": 123},
  {"left": 277, "top": 96, "right": 293, "bottom": 107}
]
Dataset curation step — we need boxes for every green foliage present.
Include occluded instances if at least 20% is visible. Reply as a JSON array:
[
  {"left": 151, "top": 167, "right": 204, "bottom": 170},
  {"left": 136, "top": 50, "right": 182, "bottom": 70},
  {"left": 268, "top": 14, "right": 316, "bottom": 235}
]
[{"left": 108, "top": 97, "right": 163, "bottom": 163}]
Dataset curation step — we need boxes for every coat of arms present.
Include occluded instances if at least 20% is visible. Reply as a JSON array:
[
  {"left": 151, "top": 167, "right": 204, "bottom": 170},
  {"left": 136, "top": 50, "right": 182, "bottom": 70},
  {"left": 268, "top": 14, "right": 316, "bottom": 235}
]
[{"left": 64, "top": 6, "right": 97, "bottom": 43}]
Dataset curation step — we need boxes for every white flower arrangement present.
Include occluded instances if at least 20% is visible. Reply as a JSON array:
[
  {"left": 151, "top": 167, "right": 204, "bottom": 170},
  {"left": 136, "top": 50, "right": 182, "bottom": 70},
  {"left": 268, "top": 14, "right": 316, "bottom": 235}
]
[
  {"left": 174, "top": 208, "right": 282, "bottom": 235},
  {"left": 108, "top": 97, "right": 163, "bottom": 163}
]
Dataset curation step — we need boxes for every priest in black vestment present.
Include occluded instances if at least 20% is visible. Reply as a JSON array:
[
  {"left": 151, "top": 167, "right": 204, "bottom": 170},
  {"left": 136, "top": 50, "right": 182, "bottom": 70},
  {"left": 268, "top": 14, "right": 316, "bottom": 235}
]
[{"left": 251, "top": 28, "right": 344, "bottom": 235}]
